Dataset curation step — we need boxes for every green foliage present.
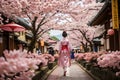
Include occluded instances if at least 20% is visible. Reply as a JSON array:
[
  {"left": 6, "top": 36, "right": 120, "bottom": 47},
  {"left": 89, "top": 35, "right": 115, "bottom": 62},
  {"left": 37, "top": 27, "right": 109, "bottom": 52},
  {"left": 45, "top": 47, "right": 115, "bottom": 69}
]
[{"left": 51, "top": 36, "right": 59, "bottom": 41}]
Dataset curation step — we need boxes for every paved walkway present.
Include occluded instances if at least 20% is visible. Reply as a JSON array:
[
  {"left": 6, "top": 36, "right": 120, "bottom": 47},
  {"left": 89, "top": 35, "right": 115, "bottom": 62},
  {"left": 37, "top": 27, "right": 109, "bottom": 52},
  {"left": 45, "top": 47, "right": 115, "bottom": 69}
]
[{"left": 47, "top": 61, "right": 94, "bottom": 80}]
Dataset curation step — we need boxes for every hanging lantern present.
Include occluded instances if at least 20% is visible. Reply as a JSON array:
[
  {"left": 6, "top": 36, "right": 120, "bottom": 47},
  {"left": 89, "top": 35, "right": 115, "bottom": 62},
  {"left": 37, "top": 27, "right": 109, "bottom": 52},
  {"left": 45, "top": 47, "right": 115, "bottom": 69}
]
[
  {"left": 40, "top": 39, "right": 44, "bottom": 46},
  {"left": 107, "top": 29, "right": 114, "bottom": 35}
]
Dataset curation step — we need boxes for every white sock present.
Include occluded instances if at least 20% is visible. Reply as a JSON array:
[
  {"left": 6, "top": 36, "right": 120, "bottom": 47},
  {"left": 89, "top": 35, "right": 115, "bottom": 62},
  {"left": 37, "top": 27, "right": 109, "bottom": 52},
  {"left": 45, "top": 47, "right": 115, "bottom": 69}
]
[{"left": 66, "top": 67, "right": 70, "bottom": 76}]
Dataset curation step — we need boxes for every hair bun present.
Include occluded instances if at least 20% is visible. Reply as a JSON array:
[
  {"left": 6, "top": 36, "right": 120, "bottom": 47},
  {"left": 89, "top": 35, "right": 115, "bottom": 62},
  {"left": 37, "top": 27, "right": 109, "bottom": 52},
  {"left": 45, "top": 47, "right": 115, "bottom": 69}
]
[{"left": 62, "top": 31, "right": 67, "bottom": 37}]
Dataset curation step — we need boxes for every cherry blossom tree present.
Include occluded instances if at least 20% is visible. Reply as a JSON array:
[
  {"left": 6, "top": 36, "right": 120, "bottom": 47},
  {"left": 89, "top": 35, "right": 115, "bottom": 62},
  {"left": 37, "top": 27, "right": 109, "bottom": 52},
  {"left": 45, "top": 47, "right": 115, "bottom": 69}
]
[
  {"left": 0, "top": 0, "right": 104, "bottom": 52},
  {"left": 51, "top": 1, "right": 104, "bottom": 52},
  {"left": 67, "top": 25, "right": 95, "bottom": 52},
  {"left": 0, "top": 0, "right": 70, "bottom": 52}
]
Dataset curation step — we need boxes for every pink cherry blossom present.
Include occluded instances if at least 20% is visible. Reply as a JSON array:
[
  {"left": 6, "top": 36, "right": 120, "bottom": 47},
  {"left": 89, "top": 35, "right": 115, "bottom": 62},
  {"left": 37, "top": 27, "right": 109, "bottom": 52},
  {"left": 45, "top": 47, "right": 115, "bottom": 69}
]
[{"left": 0, "top": 49, "right": 56, "bottom": 80}]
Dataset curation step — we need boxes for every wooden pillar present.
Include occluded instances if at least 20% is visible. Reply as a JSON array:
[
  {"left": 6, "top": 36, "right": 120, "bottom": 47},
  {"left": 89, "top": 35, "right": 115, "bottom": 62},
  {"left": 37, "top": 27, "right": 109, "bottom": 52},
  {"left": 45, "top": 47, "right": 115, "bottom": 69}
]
[
  {"left": 109, "top": 35, "right": 114, "bottom": 51},
  {"left": 114, "top": 29, "right": 119, "bottom": 50},
  {"left": 0, "top": 33, "right": 3, "bottom": 56},
  {"left": 118, "top": 29, "right": 120, "bottom": 51},
  {"left": 9, "top": 33, "right": 14, "bottom": 50}
]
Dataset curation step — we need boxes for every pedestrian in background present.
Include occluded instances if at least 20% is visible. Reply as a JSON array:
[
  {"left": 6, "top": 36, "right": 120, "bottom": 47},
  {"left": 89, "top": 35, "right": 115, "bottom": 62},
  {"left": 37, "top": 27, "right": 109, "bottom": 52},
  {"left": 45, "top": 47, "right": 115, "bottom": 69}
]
[
  {"left": 71, "top": 49, "right": 75, "bottom": 59},
  {"left": 48, "top": 47, "right": 55, "bottom": 56}
]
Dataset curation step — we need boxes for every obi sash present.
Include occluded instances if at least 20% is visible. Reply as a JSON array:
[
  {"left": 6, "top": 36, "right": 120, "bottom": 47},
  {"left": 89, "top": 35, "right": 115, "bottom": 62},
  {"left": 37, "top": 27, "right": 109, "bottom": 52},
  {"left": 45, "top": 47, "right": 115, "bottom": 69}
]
[{"left": 61, "top": 45, "right": 68, "bottom": 50}]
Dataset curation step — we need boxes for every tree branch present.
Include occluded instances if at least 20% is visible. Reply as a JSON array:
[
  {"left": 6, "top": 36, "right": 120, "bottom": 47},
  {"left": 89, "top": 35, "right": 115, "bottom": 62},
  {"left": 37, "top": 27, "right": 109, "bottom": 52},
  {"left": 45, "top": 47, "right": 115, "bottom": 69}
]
[
  {"left": 32, "top": 16, "right": 38, "bottom": 33},
  {"left": 37, "top": 28, "right": 53, "bottom": 39}
]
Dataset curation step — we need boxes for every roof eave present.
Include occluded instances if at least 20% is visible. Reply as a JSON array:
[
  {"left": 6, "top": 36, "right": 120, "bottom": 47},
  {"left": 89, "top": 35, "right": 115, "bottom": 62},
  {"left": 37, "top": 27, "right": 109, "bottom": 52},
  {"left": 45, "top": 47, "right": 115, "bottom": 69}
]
[{"left": 87, "top": 1, "right": 110, "bottom": 26}]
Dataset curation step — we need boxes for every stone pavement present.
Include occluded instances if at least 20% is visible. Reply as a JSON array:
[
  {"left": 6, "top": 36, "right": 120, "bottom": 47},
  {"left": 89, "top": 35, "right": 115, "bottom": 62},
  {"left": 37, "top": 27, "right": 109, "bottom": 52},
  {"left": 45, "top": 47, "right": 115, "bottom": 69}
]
[{"left": 47, "top": 61, "right": 94, "bottom": 80}]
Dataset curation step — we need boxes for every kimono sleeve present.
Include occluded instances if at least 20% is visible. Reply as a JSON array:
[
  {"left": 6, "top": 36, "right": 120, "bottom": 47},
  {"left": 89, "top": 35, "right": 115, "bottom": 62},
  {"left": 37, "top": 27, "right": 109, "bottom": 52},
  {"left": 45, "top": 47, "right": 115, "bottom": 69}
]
[{"left": 68, "top": 41, "right": 72, "bottom": 52}]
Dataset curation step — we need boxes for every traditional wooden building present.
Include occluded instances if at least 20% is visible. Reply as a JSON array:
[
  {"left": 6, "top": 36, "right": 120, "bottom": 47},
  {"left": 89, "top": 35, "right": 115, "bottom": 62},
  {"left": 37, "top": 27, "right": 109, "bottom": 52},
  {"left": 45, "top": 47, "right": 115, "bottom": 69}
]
[{"left": 88, "top": 0, "right": 120, "bottom": 51}]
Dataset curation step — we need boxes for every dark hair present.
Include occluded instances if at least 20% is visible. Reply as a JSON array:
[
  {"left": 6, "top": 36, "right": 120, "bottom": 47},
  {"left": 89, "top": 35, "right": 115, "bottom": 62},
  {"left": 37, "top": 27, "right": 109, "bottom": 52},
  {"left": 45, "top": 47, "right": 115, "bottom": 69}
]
[{"left": 62, "top": 31, "right": 67, "bottom": 37}]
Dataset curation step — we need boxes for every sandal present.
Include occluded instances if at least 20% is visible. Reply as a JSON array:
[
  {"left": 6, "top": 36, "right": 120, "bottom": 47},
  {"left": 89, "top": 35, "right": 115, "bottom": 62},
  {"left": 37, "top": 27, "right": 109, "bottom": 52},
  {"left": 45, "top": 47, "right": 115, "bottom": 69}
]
[{"left": 64, "top": 71, "right": 67, "bottom": 76}]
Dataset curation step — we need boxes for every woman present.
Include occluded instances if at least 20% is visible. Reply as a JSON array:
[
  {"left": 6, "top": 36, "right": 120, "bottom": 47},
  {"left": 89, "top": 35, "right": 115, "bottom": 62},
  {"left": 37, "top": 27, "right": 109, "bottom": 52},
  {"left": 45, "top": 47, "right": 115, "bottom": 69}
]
[{"left": 58, "top": 31, "right": 72, "bottom": 76}]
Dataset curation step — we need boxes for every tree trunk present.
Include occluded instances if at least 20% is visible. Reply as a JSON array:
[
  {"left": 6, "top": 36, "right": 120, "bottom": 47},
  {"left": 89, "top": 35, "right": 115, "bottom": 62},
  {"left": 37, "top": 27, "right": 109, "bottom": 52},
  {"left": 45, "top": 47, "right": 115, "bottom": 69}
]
[
  {"left": 28, "top": 36, "right": 37, "bottom": 53},
  {"left": 81, "top": 42, "right": 89, "bottom": 52},
  {"left": 89, "top": 42, "right": 93, "bottom": 52}
]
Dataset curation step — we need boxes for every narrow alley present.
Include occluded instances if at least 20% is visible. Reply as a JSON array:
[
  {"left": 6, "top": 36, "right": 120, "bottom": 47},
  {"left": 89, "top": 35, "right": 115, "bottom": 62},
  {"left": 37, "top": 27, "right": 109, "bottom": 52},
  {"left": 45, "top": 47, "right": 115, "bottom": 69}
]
[
  {"left": 0, "top": 0, "right": 120, "bottom": 80},
  {"left": 46, "top": 61, "right": 94, "bottom": 80}
]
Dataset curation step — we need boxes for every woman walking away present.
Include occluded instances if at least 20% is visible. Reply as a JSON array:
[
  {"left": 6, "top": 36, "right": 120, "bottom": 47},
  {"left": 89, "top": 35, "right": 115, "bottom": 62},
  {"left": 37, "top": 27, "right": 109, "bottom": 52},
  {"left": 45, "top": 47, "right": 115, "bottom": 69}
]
[{"left": 58, "top": 31, "right": 72, "bottom": 76}]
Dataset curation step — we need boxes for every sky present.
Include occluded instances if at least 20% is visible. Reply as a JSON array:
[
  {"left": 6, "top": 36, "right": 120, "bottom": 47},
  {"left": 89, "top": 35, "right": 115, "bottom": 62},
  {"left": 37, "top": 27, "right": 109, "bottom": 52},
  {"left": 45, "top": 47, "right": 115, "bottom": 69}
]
[{"left": 49, "top": 30, "right": 63, "bottom": 40}]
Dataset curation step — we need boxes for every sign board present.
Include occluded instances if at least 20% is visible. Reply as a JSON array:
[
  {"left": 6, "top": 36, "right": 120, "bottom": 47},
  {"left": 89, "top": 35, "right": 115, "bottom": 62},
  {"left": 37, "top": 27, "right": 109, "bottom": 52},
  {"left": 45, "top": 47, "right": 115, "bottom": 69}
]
[{"left": 111, "top": 0, "right": 119, "bottom": 29}]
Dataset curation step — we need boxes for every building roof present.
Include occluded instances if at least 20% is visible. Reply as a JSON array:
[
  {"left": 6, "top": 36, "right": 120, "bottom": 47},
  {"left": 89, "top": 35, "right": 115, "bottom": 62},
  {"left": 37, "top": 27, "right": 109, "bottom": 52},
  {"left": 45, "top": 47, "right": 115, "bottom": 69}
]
[
  {"left": 15, "top": 17, "right": 31, "bottom": 30},
  {"left": 87, "top": 1, "right": 110, "bottom": 26},
  {"left": 96, "top": 0, "right": 105, "bottom": 3}
]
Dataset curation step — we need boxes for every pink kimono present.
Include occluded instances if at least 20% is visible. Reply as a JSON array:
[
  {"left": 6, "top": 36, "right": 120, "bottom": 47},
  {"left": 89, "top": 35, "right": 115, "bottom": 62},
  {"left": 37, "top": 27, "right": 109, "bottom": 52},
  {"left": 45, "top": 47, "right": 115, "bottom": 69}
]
[{"left": 58, "top": 38, "right": 71, "bottom": 67}]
